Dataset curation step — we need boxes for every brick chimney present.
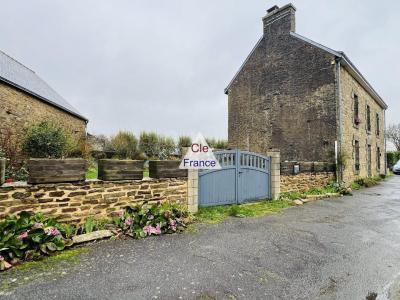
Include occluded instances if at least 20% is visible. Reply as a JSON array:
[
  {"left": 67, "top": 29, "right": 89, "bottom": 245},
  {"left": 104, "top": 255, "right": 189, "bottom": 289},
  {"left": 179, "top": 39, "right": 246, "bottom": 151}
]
[{"left": 263, "top": 3, "right": 296, "bottom": 36}]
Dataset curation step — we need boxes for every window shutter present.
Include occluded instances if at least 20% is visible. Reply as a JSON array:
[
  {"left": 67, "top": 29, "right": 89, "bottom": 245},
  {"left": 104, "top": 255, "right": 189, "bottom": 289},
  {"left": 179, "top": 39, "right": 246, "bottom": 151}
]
[{"left": 351, "top": 92, "right": 354, "bottom": 112}]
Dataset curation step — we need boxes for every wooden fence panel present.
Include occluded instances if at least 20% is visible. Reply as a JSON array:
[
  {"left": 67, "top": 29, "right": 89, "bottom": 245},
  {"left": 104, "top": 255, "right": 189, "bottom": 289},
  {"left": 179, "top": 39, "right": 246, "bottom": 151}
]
[
  {"left": 149, "top": 160, "right": 187, "bottom": 179},
  {"left": 28, "top": 159, "right": 85, "bottom": 184},
  {"left": 98, "top": 159, "right": 144, "bottom": 181}
]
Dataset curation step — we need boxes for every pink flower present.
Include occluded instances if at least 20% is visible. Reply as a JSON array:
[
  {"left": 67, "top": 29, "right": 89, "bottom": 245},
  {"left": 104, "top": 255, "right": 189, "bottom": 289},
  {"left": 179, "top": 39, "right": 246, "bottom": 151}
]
[
  {"left": 154, "top": 224, "right": 161, "bottom": 235},
  {"left": 169, "top": 219, "right": 177, "bottom": 231},
  {"left": 45, "top": 227, "right": 61, "bottom": 236},
  {"left": 124, "top": 218, "right": 133, "bottom": 226},
  {"left": 18, "top": 231, "right": 29, "bottom": 240},
  {"left": 143, "top": 224, "right": 162, "bottom": 236},
  {"left": 0, "top": 255, "right": 4, "bottom": 261}
]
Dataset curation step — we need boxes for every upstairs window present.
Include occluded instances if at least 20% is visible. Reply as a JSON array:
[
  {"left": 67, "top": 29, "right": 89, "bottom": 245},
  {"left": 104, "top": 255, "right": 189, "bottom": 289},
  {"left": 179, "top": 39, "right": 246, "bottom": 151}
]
[
  {"left": 354, "top": 140, "right": 360, "bottom": 173},
  {"left": 353, "top": 94, "right": 360, "bottom": 126},
  {"left": 366, "top": 105, "right": 371, "bottom": 132},
  {"left": 376, "top": 113, "right": 380, "bottom": 136}
]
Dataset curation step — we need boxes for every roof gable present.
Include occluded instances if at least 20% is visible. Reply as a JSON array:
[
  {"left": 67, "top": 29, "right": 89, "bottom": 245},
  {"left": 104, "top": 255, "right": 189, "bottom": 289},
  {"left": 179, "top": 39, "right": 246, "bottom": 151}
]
[
  {"left": 225, "top": 32, "right": 387, "bottom": 110},
  {"left": 0, "top": 50, "right": 87, "bottom": 121},
  {"left": 224, "top": 37, "right": 263, "bottom": 95}
]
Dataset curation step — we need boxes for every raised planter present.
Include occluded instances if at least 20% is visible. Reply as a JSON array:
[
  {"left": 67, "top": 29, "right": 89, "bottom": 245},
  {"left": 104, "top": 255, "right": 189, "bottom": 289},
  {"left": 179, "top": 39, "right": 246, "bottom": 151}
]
[
  {"left": 149, "top": 160, "right": 187, "bottom": 179},
  {"left": 98, "top": 159, "right": 144, "bottom": 181},
  {"left": 28, "top": 158, "right": 85, "bottom": 184},
  {"left": 0, "top": 158, "right": 5, "bottom": 185}
]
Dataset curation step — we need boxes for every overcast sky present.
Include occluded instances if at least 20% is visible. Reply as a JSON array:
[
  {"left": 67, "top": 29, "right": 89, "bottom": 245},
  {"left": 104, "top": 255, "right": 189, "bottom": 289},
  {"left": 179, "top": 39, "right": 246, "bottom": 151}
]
[{"left": 0, "top": 0, "right": 399, "bottom": 140}]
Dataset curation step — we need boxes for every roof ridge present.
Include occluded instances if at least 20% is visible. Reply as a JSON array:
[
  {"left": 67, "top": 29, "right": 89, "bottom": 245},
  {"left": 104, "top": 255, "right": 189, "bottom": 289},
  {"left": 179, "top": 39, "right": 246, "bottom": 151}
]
[
  {"left": 0, "top": 49, "right": 36, "bottom": 74},
  {"left": 289, "top": 32, "right": 341, "bottom": 56}
]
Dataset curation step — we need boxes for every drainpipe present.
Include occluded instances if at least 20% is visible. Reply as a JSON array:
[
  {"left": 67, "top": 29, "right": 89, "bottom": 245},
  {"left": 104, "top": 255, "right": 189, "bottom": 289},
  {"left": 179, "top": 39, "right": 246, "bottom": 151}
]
[
  {"left": 335, "top": 58, "right": 343, "bottom": 182},
  {"left": 384, "top": 110, "right": 387, "bottom": 175}
]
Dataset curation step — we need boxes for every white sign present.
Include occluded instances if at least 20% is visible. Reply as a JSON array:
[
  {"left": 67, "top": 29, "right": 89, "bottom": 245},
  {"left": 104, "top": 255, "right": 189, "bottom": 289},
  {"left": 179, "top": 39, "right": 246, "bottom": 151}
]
[{"left": 179, "top": 133, "right": 221, "bottom": 170}]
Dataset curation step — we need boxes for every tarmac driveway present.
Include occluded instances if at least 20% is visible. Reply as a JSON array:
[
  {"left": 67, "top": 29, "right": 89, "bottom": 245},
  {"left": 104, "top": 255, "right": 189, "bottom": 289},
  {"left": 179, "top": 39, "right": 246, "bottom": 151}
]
[{"left": 1, "top": 176, "right": 400, "bottom": 300}]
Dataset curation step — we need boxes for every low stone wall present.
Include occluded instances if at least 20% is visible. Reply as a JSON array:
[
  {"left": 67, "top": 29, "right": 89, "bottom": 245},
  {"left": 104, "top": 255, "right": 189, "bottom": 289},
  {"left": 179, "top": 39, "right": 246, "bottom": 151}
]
[
  {"left": 280, "top": 161, "right": 336, "bottom": 193},
  {"left": 0, "top": 178, "right": 187, "bottom": 224},
  {"left": 281, "top": 172, "right": 335, "bottom": 193}
]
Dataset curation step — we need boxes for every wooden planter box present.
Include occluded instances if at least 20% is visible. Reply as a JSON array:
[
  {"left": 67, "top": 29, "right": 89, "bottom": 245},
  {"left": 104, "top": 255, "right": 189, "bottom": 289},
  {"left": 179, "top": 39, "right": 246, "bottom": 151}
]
[
  {"left": 98, "top": 159, "right": 144, "bottom": 181},
  {"left": 0, "top": 158, "right": 5, "bottom": 185},
  {"left": 28, "top": 158, "right": 85, "bottom": 184},
  {"left": 149, "top": 160, "right": 187, "bottom": 179}
]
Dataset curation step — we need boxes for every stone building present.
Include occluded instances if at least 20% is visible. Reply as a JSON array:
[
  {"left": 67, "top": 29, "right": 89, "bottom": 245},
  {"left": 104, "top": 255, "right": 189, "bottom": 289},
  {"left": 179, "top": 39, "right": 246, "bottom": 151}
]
[
  {"left": 226, "top": 4, "right": 388, "bottom": 183},
  {"left": 0, "top": 50, "right": 87, "bottom": 148}
]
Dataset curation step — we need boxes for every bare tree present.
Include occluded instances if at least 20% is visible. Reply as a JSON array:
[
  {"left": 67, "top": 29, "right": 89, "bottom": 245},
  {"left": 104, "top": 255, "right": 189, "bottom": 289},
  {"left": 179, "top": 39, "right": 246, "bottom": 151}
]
[{"left": 386, "top": 123, "right": 400, "bottom": 151}]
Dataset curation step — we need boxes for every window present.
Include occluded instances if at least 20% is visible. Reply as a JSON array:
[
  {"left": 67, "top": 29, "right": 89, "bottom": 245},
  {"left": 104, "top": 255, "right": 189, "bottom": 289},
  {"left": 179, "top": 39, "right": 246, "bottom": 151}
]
[
  {"left": 376, "top": 113, "right": 380, "bottom": 136},
  {"left": 353, "top": 94, "right": 360, "bottom": 126},
  {"left": 354, "top": 140, "right": 360, "bottom": 173},
  {"left": 377, "top": 147, "right": 381, "bottom": 170},
  {"left": 366, "top": 105, "right": 371, "bottom": 132}
]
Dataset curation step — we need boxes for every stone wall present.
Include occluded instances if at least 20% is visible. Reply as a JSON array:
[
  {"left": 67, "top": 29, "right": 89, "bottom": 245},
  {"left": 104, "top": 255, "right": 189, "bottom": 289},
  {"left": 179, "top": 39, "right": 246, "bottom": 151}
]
[
  {"left": 281, "top": 172, "right": 335, "bottom": 193},
  {"left": 0, "top": 178, "right": 187, "bottom": 224},
  {"left": 0, "top": 82, "right": 87, "bottom": 149},
  {"left": 280, "top": 161, "right": 335, "bottom": 193},
  {"left": 339, "top": 67, "right": 386, "bottom": 184}
]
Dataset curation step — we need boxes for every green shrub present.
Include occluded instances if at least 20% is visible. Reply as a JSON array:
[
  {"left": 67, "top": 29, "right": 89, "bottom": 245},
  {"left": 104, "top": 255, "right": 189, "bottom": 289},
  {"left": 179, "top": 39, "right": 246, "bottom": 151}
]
[
  {"left": 83, "top": 217, "right": 96, "bottom": 234},
  {"left": 205, "top": 137, "right": 228, "bottom": 150},
  {"left": 350, "top": 181, "right": 361, "bottom": 190},
  {"left": 113, "top": 202, "right": 190, "bottom": 238},
  {"left": 138, "top": 131, "right": 159, "bottom": 159},
  {"left": 387, "top": 151, "right": 400, "bottom": 168},
  {"left": 139, "top": 132, "right": 177, "bottom": 159},
  {"left": 110, "top": 131, "right": 139, "bottom": 159},
  {"left": 178, "top": 135, "right": 192, "bottom": 156},
  {"left": 353, "top": 176, "right": 382, "bottom": 188},
  {"left": 22, "top": 122, "right": 70, "bottom": 158},
  {"left": 0, "top": 212, "right": 72, "bottom": 270},
  {"left": 158, "top": 136, "right": 176, "bottom": 159},
  {"left": 5, "top": 165, "right": 29, "bottom": 181},
  {"left": 178, "top": 136, "right": 192, "bottom": 148}
]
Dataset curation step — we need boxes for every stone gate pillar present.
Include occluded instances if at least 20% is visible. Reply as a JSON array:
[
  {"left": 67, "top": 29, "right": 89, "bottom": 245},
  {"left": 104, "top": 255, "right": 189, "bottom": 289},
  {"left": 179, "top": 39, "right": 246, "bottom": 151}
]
[
  {"left": 187, "top": 169, "right": 198, "bottom": 213},
  {"left": 266, "top": 151, "right": 281, "bottom": 200}
]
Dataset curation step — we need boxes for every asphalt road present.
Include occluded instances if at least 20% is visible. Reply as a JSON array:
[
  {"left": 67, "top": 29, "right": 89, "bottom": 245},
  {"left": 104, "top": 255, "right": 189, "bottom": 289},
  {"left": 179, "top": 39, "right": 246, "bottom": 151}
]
[{"left": 1, "top": 176, "right": 400, "bottom": 300}]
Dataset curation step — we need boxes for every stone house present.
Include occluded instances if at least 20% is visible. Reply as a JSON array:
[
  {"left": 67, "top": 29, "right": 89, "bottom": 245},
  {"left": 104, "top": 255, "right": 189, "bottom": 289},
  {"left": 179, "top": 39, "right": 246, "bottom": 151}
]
[
  {"left": 0, "top": 50, "right": 87, "bottom": 149},
  {"left": 225, "top": 4, "right": 388, "bottom": 183}
]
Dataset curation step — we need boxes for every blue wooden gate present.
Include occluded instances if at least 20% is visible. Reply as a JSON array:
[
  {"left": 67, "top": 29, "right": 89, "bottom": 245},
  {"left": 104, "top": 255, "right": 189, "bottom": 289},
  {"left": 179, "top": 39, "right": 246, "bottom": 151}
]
[{"left": 198, "top": 150, "right": 271, "bottom": 206}]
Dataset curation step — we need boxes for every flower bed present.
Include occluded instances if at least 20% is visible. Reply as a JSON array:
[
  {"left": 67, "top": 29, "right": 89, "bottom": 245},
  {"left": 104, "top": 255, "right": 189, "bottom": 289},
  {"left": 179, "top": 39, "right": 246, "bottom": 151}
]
[
  {"left": 0, "top": 201, "right": 190, "bottom": 271},
  {"left": 0, "top": 212, "right": 73, "bottom": 271},
  {"left": 113, "top": 202, "right": 189, "bottom": 238}
]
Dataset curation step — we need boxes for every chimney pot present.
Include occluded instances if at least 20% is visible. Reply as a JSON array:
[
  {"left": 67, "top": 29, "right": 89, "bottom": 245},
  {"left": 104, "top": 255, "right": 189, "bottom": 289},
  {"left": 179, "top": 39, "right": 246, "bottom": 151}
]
[{"left": 267, "top": 5, "right": 279, "bottom": 13}]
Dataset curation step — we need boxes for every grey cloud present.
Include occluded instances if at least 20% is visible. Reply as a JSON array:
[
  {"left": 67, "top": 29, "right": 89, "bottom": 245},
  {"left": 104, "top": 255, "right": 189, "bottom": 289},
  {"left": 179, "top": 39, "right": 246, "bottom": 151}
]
[{"left": 0, "top": 0, "right": 398, "bottom": 139}]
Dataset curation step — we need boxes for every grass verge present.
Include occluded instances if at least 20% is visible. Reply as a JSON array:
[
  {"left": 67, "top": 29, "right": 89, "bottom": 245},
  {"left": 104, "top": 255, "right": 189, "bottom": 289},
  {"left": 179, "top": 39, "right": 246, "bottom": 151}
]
[
  {"left": 196, "top": 200, "right": 292, "bottom": 224},
  {"left": 86, "top": 166, "right": 150, "bottom": 180},
  {"left": 86, "top": 166, "right": 98, "bottom": 180}
]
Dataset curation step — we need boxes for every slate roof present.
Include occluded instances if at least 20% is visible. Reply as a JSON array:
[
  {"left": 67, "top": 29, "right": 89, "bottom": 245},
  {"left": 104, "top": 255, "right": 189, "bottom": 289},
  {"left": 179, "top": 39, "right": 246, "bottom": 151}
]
[{"left": 0, "top": 50, "right": 87, "bottom": 121}]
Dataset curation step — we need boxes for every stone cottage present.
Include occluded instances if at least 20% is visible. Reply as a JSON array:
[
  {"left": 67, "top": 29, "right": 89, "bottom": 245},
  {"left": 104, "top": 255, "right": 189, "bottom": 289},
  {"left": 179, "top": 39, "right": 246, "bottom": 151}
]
[
  {"left": 225, "top": 4, "right": 388, "bottom": 183},
  {"left": 0, "top": 50, "right": 87, "bottom": 148}
]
